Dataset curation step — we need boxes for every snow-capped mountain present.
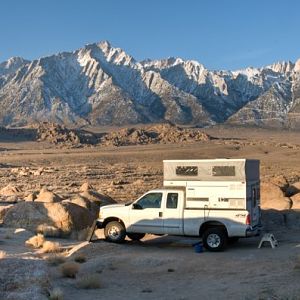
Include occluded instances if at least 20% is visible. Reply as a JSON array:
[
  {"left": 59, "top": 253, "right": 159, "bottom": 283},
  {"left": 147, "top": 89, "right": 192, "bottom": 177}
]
[{"left": 0, "top": 41, "right": 299, "bottom": 128}]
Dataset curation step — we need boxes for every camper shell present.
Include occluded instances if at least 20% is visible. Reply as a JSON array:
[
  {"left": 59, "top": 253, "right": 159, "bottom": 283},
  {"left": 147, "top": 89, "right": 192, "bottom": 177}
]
[{"left": 163, "top": 159, "right": 260, "bottom": 211}]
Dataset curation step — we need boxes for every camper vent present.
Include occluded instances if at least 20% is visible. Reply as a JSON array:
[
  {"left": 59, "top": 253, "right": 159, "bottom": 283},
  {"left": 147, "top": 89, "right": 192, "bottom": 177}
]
[
  {"left": 176, "top": 166, "right": 198, "bottom": 176},
  {"left": 212, "top": 166, "right": 235, "bottom": 176}
]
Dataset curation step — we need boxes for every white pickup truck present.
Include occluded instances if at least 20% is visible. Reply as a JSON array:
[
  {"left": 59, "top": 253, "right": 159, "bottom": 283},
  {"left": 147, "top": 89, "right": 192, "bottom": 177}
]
[{"left": 97, "top": 159, "right": 261, "bottom": 251}]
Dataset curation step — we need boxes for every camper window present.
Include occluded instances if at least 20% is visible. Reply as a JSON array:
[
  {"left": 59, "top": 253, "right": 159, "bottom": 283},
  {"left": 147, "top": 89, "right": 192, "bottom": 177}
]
[
  {"left": 212, "top": 166, "right": 235, "bottom": 176},
  {"left": 176, "top": 166, "right": 198, "bottom": 176}
]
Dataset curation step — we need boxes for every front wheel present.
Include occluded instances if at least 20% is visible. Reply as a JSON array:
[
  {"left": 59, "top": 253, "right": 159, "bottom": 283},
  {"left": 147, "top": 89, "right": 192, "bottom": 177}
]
[
  {"left": 104, "top": 221, "right": 126, "bottom": 243},
  {"left": 127, "top": 233, "right": 145, "bottom": 241},
  {"left": 203, "top": 228, "right": 227, "bottom": 252}
]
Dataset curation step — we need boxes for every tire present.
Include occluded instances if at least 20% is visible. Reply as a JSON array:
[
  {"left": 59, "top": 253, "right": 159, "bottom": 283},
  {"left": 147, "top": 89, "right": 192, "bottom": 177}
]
[
  {"left": 104, "top": 221, "right": 126, "bottom": 243},
  {"left": 202, "top": 228, "right": 227, "bottom": 252},
  {"left": 127, "top": 233, "right": 145, "bottom": 241}
]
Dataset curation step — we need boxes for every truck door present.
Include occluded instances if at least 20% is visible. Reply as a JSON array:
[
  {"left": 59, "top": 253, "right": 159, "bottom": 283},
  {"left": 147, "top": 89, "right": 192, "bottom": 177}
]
[
  {"left": 128, "top": 192, "right": 164, "bottom": 234},
  {"left": 163, "top": 191, "right": 183, "bottom": 235}
]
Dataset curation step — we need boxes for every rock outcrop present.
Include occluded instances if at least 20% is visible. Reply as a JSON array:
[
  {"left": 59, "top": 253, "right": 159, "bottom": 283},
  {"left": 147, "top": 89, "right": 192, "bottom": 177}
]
[{"left": 3, "top": 202, "right": 94, "bottom": 237}]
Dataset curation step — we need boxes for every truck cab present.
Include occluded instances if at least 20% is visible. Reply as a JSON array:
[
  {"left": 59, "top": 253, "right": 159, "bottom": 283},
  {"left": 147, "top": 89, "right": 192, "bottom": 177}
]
[{"left": 98, "top": 188, "right": 185, "bottom": 238}]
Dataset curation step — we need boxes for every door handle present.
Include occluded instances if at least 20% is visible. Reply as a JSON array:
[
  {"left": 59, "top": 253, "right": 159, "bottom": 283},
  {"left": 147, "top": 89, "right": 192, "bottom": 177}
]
[{"left": 159, "top": 212, "right": 163, "bottom": 217}]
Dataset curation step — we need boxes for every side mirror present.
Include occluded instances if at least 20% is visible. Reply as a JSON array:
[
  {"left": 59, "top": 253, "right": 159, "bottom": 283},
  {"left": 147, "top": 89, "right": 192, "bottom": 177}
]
[{"left": 133, "top": 203, "right": 142, "bottom": 210}]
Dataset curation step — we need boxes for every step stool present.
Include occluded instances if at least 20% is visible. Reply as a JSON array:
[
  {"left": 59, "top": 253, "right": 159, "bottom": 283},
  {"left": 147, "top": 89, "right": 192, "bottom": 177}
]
[{"left": 258, "top": 233, "right": 278, "bottom": 249}]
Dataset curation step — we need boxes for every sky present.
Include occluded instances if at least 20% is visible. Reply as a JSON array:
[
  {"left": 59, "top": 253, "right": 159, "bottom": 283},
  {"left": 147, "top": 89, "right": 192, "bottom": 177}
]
[{"left": 0, "top": 0, "right": 299, "bottom": 70}]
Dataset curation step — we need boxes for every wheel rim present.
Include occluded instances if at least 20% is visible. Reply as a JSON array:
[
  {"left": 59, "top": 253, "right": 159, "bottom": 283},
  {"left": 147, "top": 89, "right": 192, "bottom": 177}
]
[
  {"left": 108, "top": 225, "right": 121, "bottom": 240},
  {"left": 207, "top": 233, "right": 221, "bottom": 248}
]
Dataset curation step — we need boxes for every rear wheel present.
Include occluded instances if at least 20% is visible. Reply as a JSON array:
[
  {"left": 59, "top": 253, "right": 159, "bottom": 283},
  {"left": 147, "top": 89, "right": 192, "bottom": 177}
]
[
  {"left": 127, "top": 233, "right": 145, "bottom": 241},
  {"left": 104, "top": 221, "right": 126, "bottom": 243},
  {"left": 203, "top": 228, "right": 227, "bottom": 252}
]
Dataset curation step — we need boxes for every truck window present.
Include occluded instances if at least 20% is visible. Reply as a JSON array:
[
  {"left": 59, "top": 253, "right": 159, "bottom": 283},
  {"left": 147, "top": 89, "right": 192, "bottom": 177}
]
[
  {"left": 136, "top": 193, "right": 162, "bottom": 209},
  {"left": 166, "top": 193, "right": 178, "bottom": 209}
]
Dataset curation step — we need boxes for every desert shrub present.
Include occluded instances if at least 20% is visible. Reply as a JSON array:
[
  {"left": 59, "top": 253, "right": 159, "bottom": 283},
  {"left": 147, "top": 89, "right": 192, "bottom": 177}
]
[
  {"left": 42, "top": 241, "right": 61, "bottom": 253},
  {"left": 76, "top": 274, "right": 101, "bottom": 289},
  {"left": 48, "top": 287, "right": 64, "bottom": 300},
  {"left": 60, "top": 262, "right": 79, "bottom": 278},
  {"left": 25, "top": 233, "right": 45, "bottom": 248},
  {"left": 74, "top": 253, "right": 87, "bottom": 263},
  {"left": 46, "top": 254, "right": 66, "bottom": 266},
  {"left": 0, "top": 250, "right": 6, "bottom": 259}
]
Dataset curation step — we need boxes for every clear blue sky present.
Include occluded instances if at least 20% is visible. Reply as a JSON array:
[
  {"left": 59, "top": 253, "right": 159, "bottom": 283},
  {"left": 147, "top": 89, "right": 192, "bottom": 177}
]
[{"left": 0, "top": 0, "right": 299, "bottom": 70}]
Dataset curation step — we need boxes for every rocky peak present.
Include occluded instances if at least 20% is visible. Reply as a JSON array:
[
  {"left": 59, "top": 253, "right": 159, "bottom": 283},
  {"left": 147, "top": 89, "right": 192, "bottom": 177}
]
[
  {"left": 0, "top": 57, "right": 30, "bottom": 76},
  {"left": 267, "top": 61, "right": 295, "bottom": 74},
  {"left": 294, "top": 59, "right": 300, "bottom": 73}
]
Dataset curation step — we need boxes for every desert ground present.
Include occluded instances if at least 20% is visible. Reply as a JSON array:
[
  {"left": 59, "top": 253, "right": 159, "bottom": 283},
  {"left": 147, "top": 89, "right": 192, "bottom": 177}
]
[{"left": 0, "top": 124, "right": 300, "bottom": 300}]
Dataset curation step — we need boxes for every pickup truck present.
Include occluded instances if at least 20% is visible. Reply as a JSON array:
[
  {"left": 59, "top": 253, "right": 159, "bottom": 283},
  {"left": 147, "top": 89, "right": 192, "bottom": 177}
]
[{"left": 97, "top": 159, "right": 261, "bottom": 251}]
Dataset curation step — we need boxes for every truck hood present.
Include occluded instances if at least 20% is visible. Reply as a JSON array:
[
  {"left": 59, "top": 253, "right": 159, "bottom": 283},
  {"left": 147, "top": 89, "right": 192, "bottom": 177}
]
[{"left": 100, "top": 204, "right": 126, "bottom": 210}]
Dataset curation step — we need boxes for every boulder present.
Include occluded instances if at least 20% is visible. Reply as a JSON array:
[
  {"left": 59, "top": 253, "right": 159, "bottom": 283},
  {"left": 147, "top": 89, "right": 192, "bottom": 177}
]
[
  {"left": 260, "top": 182, "right": 291, "bottom": 210},
  {"left": 0, "top": 205, "right": 13, "bottom": 224},
  {"left": 24, "top": 192, "right": 38, "bottom": 202},
  {"left": 3, "top": 202, "right": 94, "bottom": 237},
  {"left": 269, "top": 175, "right": 288, "bottom": 189},
  {"left": 80, "top": 190, "right": 116, "bottom": 206},
  {"left": 35, "top": 187, "right": 61, "bottom": 203},
  {"left": 291, "top": 193, "right": 300, "bottom": 209},
  {"left": 0, "top": 184, "right": 21, "bottom": 196},
  {"left": 67, "top": 195, "right": 100, "bottom": 219},
  {"left": 79, "top": 182, "right": 93, "bottom": 192}
]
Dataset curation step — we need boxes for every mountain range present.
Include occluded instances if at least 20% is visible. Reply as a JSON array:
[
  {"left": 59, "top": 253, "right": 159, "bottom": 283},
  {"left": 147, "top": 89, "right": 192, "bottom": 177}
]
[{"left": 0, "top": 41, "right": 299, "bottom": 128}]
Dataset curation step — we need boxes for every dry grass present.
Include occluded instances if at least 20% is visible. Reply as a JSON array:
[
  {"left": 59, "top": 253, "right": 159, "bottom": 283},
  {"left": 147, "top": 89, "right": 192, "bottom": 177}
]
[
  {"left": 60, "top": 262, "right": 80, "bottom": 278},
  {"left": 0, "top": 250, "right": 7, "bottom": 259},
  {"left": 46, "top": 254, "right": 66, "bottom": 266},
  {"left": 42, "top": 241, "right": 61, "bottom": 253},
  {"left": 76, "top": 274, "right": 101, "bottom": 289},
  {"left": 25, "top": 233, "right": 45, "bottom": 248},
  {"left": 74, "top": 253, "right": 87, "bottom": 263},
  {"left": 48, "top": 287, "right": 64, "bottom": 300}
]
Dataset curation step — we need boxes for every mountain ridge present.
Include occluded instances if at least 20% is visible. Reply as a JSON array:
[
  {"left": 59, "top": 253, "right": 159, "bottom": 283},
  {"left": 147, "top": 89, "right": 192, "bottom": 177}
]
[{"left": 0, "top": 41, "right": 299, "bottom": 128}]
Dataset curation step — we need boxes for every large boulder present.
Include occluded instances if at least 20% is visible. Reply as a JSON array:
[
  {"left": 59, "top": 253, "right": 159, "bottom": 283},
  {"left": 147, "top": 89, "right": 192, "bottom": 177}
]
[
  {"left": 79, "top": 182, "right": 94, "bottom": 192},
  {"left": 269, "top": 175, "right": 288, "bottom": 189},
  {"left": 80, "top": 190, "right": 116, "bottom": 206},
  {"left": 66, "top": 195, "right": 100, "bottom": 219},
  {"left": 0, "top": 204, "right": 13, "bottom": 224},
  {"left": 3, "top": 202, "right": 94, "bottom": 237},
  {"left": 35, "top": 187, "right": 61, "bottom": 203},
  {"left": 260, "top": 182, "right": 291, "bottom": 210},
  {"left": 291, "top": 193, "right": 300, "bottom": 209},
  {"left": 0, "top": 184, "right": 21, "bottom": 196}
]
